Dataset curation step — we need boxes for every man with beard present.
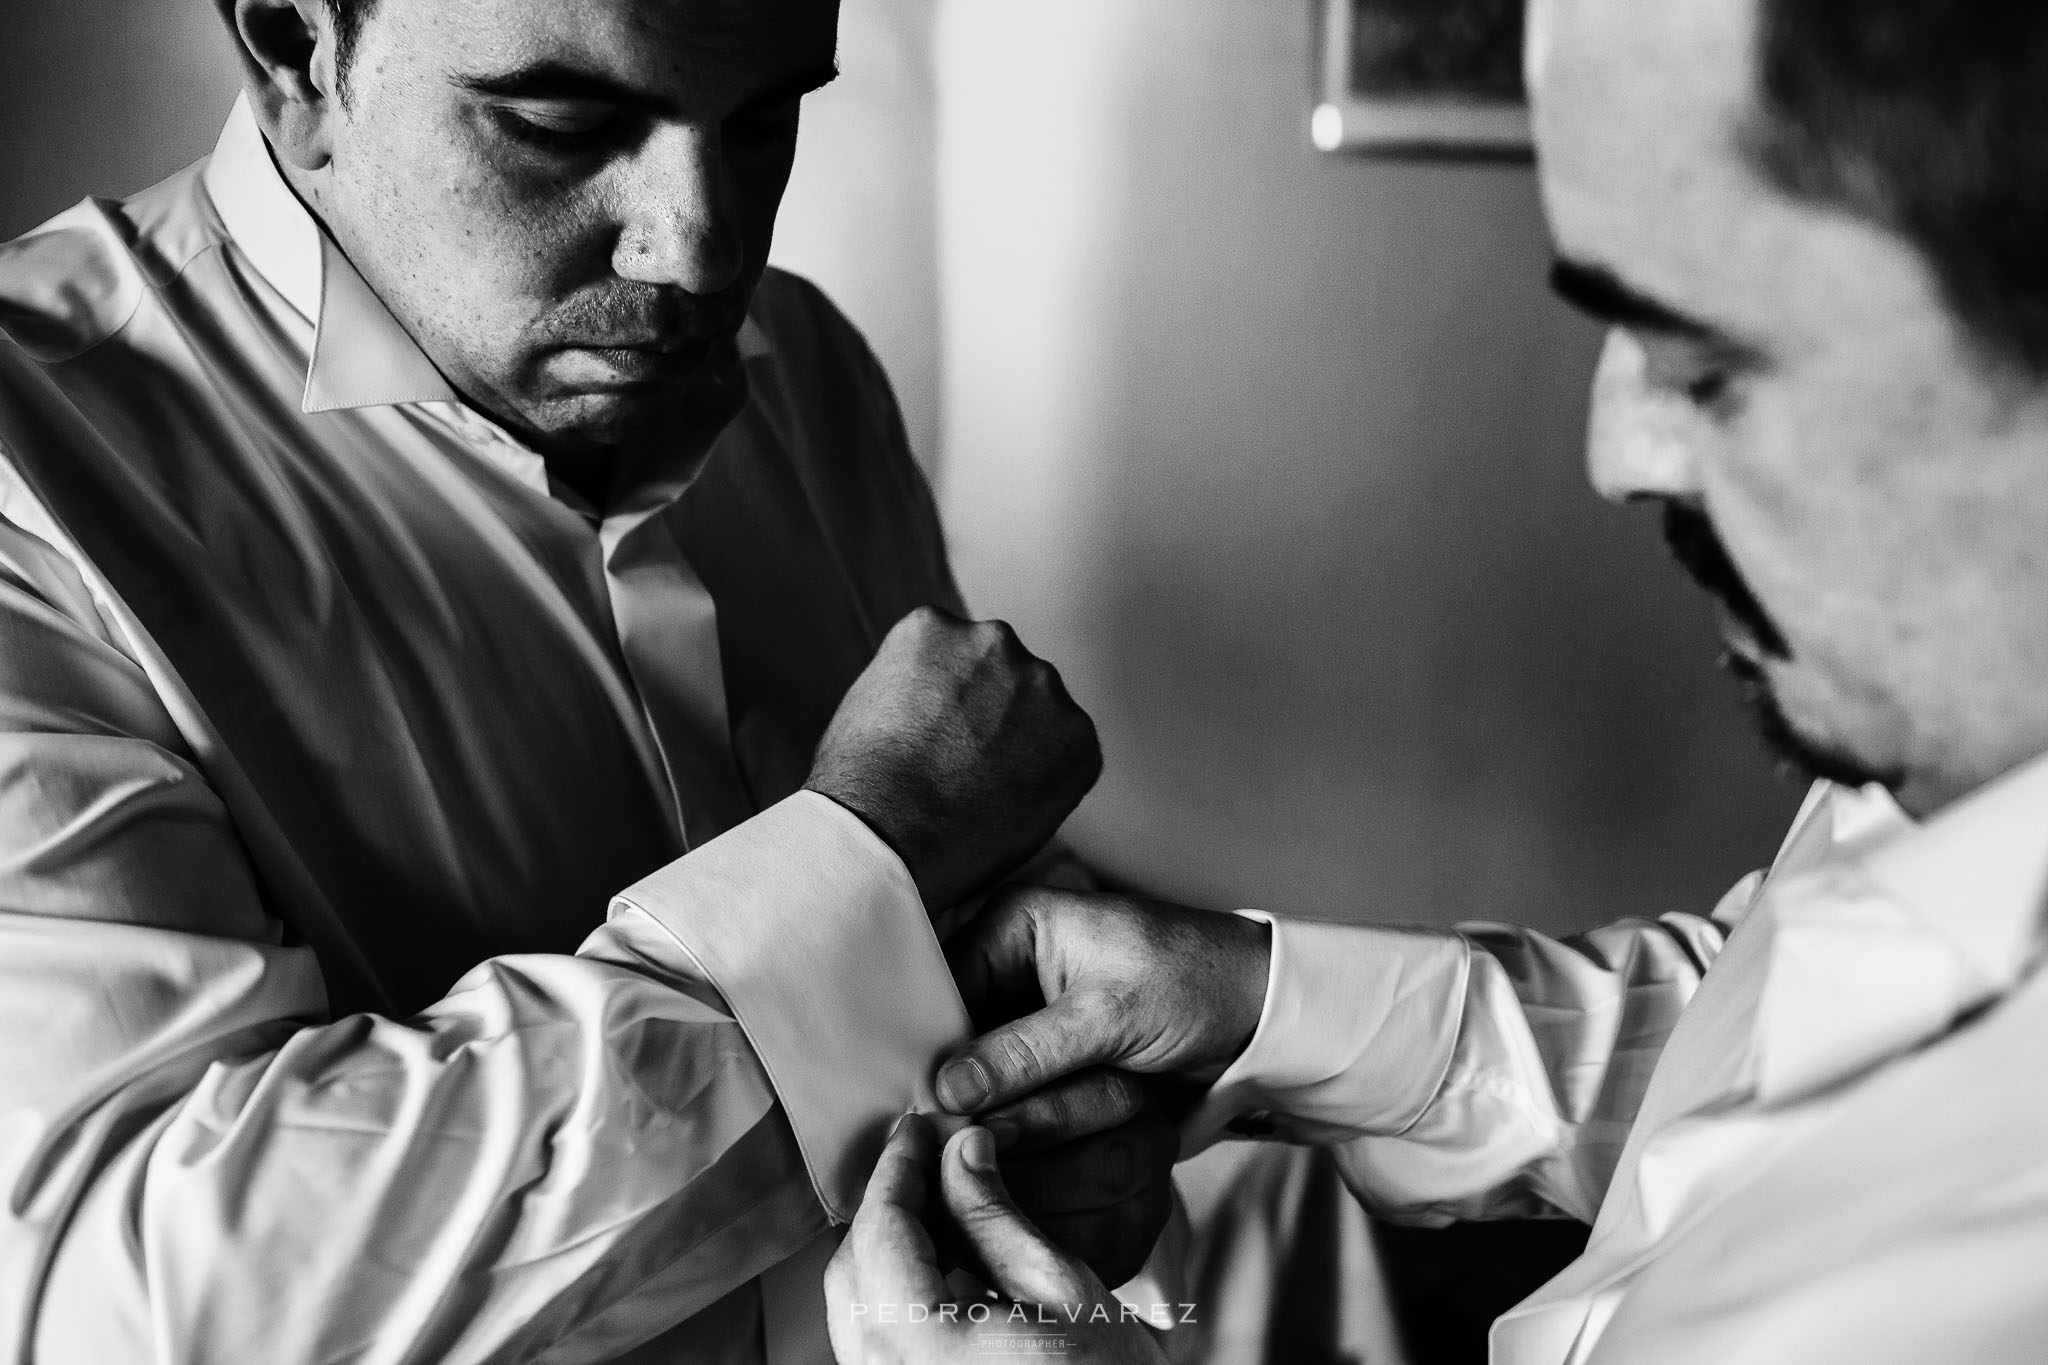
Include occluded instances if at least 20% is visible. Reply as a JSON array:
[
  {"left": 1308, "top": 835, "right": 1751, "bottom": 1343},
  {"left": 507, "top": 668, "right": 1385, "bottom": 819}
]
[
  {"left": 826, "top": 0, "right": 2048, "bottom": 1361},
  {"left": 0, "top": 0, "right": 1182, "bottom": 1360}
]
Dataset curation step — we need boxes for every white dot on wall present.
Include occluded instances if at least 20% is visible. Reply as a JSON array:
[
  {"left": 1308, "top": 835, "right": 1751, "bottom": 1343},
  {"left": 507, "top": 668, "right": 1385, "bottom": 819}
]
[{"left": 1310, "top": 103, "right": 1346, "bottom": 153}]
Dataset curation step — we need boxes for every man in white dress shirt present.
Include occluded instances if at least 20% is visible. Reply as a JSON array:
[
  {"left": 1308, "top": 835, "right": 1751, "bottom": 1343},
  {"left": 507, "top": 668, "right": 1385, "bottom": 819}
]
[
  {"left": 0, "top": 0, "right": 1183, "bottom": 1359},
  {"left": 828, "top": 0, "right": 2048, "bottom": 1361}
]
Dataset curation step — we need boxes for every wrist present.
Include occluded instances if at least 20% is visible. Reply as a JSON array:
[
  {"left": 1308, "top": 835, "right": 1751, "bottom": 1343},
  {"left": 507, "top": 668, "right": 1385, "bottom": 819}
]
[
  {"left": 803, "top": 780, "right": 943, "bottom": 910},
  {"left": 1220, "top": 915, "right": 1272, "bottom": 1070},
  {"left": 1168, "top": 910, "right": 1272, "bottom": 1084}
]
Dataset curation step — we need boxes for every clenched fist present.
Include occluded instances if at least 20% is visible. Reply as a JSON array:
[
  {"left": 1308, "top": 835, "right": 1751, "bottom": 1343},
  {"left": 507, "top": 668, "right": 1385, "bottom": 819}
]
[{"left": 806, "top": 606, "right": 1102, "bottom": 913}]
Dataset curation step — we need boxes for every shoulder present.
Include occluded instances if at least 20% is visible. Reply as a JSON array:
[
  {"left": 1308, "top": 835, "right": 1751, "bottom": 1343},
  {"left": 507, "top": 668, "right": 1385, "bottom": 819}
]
[
  {"left": 744, "top": 267, "right": 891, "bottom": 393},
  {"left": 734, "top": 268, "right": 964, "bottom": 614},
  {"left": 0, "top": 163, "right": 218, "bottom": 365},
  {"left": 0, "top": 203, "right": 149, "bottom": 364},
  {"left": 739, "top": 266, "right": 913, "bottom": 475},
  {"left": 1608, "top": 976, "right": 2048, "bottom": 1362}
]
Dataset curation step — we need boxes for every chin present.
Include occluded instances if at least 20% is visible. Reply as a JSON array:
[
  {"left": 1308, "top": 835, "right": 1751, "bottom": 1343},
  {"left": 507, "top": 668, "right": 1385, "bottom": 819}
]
[
  {"left": 1721, "top": 652, "right": 1902, "bottom": 793},
  {"left": 518, "top": 357, "right": 746, "bottom": 456},
  {"left": 514, "top": 389, "right": 685, "bottom": 456}
]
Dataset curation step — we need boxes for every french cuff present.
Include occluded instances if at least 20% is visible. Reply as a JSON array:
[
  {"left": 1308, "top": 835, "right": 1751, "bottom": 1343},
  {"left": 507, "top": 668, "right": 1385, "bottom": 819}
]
[
  {"left": 1182, "top": 912, "right": 1471, "bottom": 1153},
  {"left": 611, "top": 790, "right": 970, "bottom": 1222}
]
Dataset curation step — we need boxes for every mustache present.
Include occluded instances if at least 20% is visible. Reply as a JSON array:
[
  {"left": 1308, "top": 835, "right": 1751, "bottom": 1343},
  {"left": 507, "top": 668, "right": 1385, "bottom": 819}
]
[
  {"left": 540, "top": 286, "right": 732, "bottom": 348},
  {"left": 1660, "top": 502, "right": 1790, "bottom": 659}
]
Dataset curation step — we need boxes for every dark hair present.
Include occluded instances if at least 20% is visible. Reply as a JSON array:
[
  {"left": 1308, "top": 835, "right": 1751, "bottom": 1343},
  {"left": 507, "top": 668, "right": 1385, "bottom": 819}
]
[
  {"left": 325, "top": 0, "right": 376, "bottom": 96},
  {"left": 1750, "top": 0, "right": 2048, "bottom": 378}
]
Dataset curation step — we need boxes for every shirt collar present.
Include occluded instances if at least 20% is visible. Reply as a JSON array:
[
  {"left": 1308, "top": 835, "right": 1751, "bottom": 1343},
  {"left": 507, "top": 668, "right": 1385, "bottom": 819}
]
[
  {"left": 1857, "top": 747, "right": 2048, "bottom": 994},
  {"left": 203, "top": 95, "right": 460, "bottom": 413},
  {"left": 201, "top": 94, "right": 773, "bottom": 418},
  {"left": 1773, "top": 748, "right": 2048, "bottom": 1007}
]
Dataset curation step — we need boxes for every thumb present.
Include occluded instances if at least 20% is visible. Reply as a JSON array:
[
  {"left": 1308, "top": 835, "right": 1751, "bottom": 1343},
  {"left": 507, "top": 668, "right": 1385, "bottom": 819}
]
[
  {"left": 936, "top": 988, "right": 1128, "bottom": 1114},
  {"left": 941, "top": 1126, "right": 1106, "bottom": 1308}
]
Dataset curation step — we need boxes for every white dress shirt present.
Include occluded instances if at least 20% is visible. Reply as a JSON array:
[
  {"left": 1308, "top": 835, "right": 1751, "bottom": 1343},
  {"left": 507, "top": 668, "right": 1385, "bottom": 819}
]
[
  {"left": 1198, "top": 757, "right": 2048, "bottom": 1363},
  {"left": 0, "top": 97, "right": 969, "bottom": 1363}
]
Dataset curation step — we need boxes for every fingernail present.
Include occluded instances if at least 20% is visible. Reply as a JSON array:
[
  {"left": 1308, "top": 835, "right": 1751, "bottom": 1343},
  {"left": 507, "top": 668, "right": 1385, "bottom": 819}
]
[
  {"left": 891, "top": 1111, "right": 917, "bottom": 1138},
  {"left": 960, "top": 1126, "right": 998, "bottom": 1174},
  {"left": 937, "top": 1058, "right": 989, "bottom": 1112},
  {"left": 984, "top": 1116, "right": 1021, "bottom": 1152}
]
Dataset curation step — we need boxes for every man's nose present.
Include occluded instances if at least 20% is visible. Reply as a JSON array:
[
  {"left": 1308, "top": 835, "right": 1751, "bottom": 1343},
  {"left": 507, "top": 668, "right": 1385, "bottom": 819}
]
[
  {"left": 1585, "top": 329, "right": 1702, "bottom": 504},
  {"left": 610, "top": 128, "right": 746, "bottom": 296}
]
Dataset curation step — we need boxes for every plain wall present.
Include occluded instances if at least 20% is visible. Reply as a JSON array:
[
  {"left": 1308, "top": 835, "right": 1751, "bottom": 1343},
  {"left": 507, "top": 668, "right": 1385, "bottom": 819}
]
[
  {"left": 0, "top": 1, "right": 241, "bottom": 238},
  {"left": 934, "top": 1, "right": 1802, "bottom": 933},
  {"left": 771, "top": 0, "right": 943, "bottom": 467}
]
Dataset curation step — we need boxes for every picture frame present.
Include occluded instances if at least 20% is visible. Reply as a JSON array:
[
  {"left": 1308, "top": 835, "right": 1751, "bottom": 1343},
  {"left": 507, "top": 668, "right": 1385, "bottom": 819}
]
[{"left": 1311, "top": 0, "right": 1533, "bottom": 159}]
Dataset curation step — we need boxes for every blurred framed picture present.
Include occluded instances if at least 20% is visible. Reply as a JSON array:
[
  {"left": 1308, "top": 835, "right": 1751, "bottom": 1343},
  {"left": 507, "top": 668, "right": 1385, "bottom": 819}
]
[{"left": 1311, "top": 0, "right": 1532, "bottom": 158}]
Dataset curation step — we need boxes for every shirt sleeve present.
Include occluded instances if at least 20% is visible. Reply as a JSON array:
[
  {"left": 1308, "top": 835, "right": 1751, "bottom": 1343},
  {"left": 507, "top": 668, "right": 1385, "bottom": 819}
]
[
  {"left": 0, "top": 509, "right": 957, "bottom": 1364},
  {"left": 1187, "top": 889, "right": 1753, "bottom": 1228},
  {"left": 613, "top": 792, "right": 970, "bottom": 1222}
]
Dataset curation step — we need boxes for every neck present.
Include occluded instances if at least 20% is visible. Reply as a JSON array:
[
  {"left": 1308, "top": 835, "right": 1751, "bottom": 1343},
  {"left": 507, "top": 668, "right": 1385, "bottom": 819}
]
[{"left": 545, "top": 445, "right": 628, "bottom": 514}]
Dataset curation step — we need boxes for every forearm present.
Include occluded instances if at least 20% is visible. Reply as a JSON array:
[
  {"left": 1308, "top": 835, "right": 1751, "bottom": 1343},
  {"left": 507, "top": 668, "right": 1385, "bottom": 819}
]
[
  {"left": 11, "top": 912, "right": 811, "bottom": 1363},
  {"left": 4, "top": 773, "right": 959, "bottom": 1362},
  {"left": 1190, "top": 909, "right": 1733, "bottom": 1225}
]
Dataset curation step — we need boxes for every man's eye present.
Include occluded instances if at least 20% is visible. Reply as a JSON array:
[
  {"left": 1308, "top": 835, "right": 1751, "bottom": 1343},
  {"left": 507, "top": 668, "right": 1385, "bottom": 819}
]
[
  {"left": 1685, "top": 370, "right": 1732, "bottom": 409},
  {"left": 495, "top": 102, "right": 615, "bottom": 149},
  {"left": 1637, "top": 335, "right": 1745, "bottom": 417}
]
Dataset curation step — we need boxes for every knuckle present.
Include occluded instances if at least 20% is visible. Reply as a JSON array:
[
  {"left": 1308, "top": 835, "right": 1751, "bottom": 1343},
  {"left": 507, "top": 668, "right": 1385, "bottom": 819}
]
[
  {"left": 959, "top": 1184, "right": 1023, "bottom": 1229},
  {"left": 849, "top": 1212, "right": 886, "bottom": 1263},
  {"left": 1091, "top": 983, "right": 1142, "bottom": 1031},
  {"left": 981, "top": 883, "right": 1038, "bottom": 924},
  {"left": 994, "top": 1027, "right": 1053, "bottom": 1088},
  {"left": 1054, "top": 1073, "right": 1130, "bottom": 1136},
  {"left": 1038, "top": 1082, "right": 1079, "bottom": 1134},
  {"left": 1008, "top": 882, "right": 1065, "bottom": 923},
  {"left": 1036, "top": 660, "right": 1080, "bottom": 716},
  {"left": 1078, "top": 719, "right": 1104, "bottom": 771},
  {"left": 1101, "top": 1070, "right": 1147, "bottom": 1124},
  {"left": 824, "top": 1251, "right": 854, "bottom": 1300}
]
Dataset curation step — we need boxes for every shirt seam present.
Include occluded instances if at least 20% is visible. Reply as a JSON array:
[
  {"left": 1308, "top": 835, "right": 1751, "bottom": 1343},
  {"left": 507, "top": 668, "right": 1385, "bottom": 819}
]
[
  {"left": 1388, "top": 931, "right": 1476, "bottom": 1139},
  {"left": 610, "top": 892, "right": 853, "bottom": 1223}
]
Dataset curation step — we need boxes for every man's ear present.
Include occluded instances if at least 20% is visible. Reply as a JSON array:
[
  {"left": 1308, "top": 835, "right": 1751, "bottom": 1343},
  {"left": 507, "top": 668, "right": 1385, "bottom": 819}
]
[{"left": 212, "top": 0, "right": 343, "bottom": 170}]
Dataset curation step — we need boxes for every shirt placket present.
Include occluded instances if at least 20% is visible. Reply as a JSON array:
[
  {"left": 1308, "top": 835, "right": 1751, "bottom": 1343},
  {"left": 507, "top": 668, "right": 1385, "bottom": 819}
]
[
  {"left": 599, "top": 505, "right": 755, "bottom": 852},
  {"left": 429, "top": 402, "right": 755, "bottom": 852}
]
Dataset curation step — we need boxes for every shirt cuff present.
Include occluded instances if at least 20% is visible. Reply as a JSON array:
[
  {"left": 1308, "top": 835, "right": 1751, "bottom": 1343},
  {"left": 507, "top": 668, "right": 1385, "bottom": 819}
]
[
  {"left": 610, "top": 790, "right": 970, "bottom": 1222},
  {"left": 1182, "top": 912, "right": 1471, "bottom": 1152}
]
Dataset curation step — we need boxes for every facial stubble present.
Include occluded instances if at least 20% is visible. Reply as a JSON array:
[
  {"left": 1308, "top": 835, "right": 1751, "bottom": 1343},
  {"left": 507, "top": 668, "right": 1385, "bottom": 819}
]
[{"left": 1659, "top": 502, "right": 1899, "bottom": 791}]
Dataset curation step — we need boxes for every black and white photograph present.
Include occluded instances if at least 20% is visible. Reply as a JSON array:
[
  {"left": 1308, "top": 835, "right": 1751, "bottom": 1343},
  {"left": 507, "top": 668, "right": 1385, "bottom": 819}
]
[
  {"left": 1312, "top": 0, "right": 1532, "bottom": 155},
  {"left": 0, "top": 1, "right": 2041, "bottom": 1363}
]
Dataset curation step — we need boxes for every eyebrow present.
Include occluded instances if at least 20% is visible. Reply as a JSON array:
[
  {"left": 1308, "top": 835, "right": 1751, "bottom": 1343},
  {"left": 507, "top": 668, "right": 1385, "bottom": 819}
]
[
  {"left": 456, "top": 60, "right": 839, "bottom": 115},
  {"left": 1548, "top": 259, "right": 1723, "bottom": 342}
]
